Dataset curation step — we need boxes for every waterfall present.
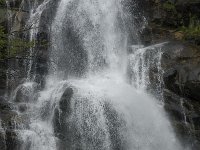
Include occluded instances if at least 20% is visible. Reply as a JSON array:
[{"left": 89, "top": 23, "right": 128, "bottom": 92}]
[
  {"left": 10, "top": 0, "right": 187, "bottom": 149},
  {"left": 50, "top": 0, "right": 127, "bottom": 77}
]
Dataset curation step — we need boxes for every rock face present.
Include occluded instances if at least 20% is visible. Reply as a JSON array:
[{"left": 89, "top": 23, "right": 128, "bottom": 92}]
[
  {"left": 162, "top": 42, "right": 200, "bottom": 100},
  {"left": 0, "top": 96, "right": 28, "bottom": 150},
  {"left": 161, "top": 42, "right": 200, "bottom": 149},
  {"left": 141, "top": 0, "right": 200, "bottom": 45}
]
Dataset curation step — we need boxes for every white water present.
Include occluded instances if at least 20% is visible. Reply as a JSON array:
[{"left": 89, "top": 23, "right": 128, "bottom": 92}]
[
  {"left": 129, "top": 43, "right": 166, "bottom": 91},
  {"left": 68, "top": 74, "right": 181, "bottom": 150},
  {"left": 50, "top": 0, "right": 127, "bottom": 77},
  {"left": 15, "top": 0, "right": 184, "bottom": 149}
]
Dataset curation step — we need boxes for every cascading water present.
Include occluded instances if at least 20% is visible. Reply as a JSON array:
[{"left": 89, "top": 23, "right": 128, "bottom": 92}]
[
  {"left": 129, "top": 43, "right": 166, "bottom": 97},
  {"left": 50, "top": 0, "right": 127, "bottom": 77},
  {"left": 11, "top": 0, "right": 188, "bottom": 149}
]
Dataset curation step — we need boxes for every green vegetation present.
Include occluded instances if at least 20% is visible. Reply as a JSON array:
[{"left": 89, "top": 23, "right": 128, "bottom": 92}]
[
  {"left": 9, "top": 38, "right": 35, "bottom": 57},
  {"left": 0, "top": 25, "right": 7, "bottom": 59},
  {"left": 152, "top": 0, "right": 200, "bottom": 43},
  {"left": 180, "top": 25, "right": 200, "bottom": 39},
  {"left": 163, "top": 1, "right": 176, "bottom": 12},
  {"left": 0, "top": 25, "right": 36, "bottom": 60},
  {"left": 0, "top": 25, "right": 6, "bottom": 48},
  {"left": 0, "top": 0, "right": 6, "bottom": 6},
  {"left": 179, "top": 14, "right": 200, "bottom": 40}
]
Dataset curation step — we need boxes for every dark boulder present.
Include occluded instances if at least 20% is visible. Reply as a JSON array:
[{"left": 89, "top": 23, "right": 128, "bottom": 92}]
[
  {"left": 59, "top": 87, "right": 73, "bottom": 113},
  {"left": 53, "top": 87, "right": 74, "bottom": 148}
]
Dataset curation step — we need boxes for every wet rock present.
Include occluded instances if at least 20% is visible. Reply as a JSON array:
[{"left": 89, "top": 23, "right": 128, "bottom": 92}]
[
  {"left": 162, "top": 42, "right": 200, "bottom": 101},
  {"left": 17, "top": 103, "right": 28, "bottom": 113},
  {"left": 0, "top": 110, "right": 20, "bottom": 129},
  {"left": 53, "top": 87, "right": 88, "bottom": 149},
  {"left": 0, "top": 65, "right": 7, "bottom": 96},
  {"left": 32, "top": 0, "right": 59, "bottom": 86},
  {"left": 0, "top": 96, "right": 29, "bottom": 149},
  {"left": 12, "top": 11, "right": 29, "bottom": 32},
  {"left": 0, "top": 97, "right": 14, "bottom": 111},
  {"left": 184, "top": 81, "right": 200, "bottom": 101},
  {"left": 59, "top": 87, "right": 73, "bottom": 112},
  {"left": 163, "top": 68, "right": 181, "bottom": 95},
  {"left": 53, "top": 87, "right": 74, "bottom": 141},
  {"left": 5, "top": 130, "right": 22, "bottom": 150},
  {"left": 14, "top": 82, "right": 38, "bottom": 103},
  {"left": 163, "top": 89, "right": 200, "bottom": 149},
  {"left": 0, "top": 130, "right": 6, "bottom": 150},
  {"left": 161, "top": 42, "right": 200, "bottom": 130},
  {"left": 0, "top": 98, "right": 20, "bottom": 130}
]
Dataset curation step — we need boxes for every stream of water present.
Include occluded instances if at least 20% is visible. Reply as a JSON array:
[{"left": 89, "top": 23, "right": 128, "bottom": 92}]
[{"left": 11, "top": 0, "right": 185, "bottom": 149}]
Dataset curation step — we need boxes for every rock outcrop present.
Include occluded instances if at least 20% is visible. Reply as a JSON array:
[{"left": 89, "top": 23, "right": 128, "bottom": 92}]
[
  {"left": 141, "top": 0, "right": 200, "bottom": 45},
  {"left": 160, "top": 42, "right": 200, "bottom": 149}
]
